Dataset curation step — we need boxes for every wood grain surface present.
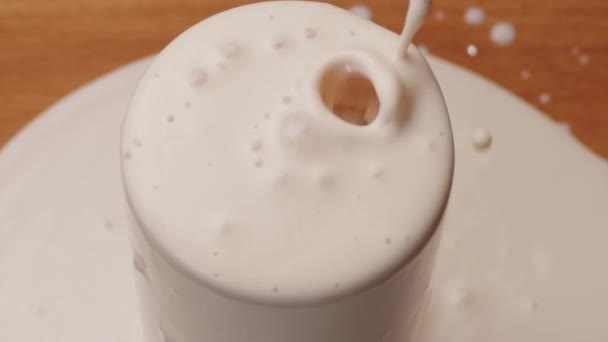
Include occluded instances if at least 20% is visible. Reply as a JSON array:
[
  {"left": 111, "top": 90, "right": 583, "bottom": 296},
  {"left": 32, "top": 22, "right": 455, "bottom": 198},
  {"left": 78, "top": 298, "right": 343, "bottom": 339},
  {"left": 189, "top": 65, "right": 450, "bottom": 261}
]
[{"left": 1, "top": 0, "right": 607, "bottom": 158}]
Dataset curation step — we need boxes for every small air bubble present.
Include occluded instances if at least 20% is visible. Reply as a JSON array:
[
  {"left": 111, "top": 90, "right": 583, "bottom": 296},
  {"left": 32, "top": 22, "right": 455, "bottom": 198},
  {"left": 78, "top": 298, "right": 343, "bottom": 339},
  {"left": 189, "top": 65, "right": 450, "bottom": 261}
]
[
  {"left": 520, "top": 69, "right": 530, "bottom": 80},
  {"left": 304, "top": 28, "right": 317, "bottom": 39},
  {"left": 189, "top": 69, "right": 208, "bottom": 87},
  {"left": 220, "top": 42, "right": 240, "bottom": 58},
  {"left": 579, "top": 55, "right": 590, "bottom": 65}
]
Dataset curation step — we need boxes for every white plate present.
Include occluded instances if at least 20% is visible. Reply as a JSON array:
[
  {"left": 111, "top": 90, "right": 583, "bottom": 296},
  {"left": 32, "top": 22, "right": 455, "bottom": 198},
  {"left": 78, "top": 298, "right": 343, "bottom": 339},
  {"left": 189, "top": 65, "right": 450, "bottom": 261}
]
[{"left": 1, "top": 55, "right": 607, "bottom": 342}]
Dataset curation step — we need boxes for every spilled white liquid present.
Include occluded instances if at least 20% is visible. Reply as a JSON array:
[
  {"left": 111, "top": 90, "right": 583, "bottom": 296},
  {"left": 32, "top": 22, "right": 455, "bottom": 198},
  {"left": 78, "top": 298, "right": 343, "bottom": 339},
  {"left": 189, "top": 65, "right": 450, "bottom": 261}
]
[
  {"left": 490, "top": 22, "right": 516, "bottom": 46},
  {"left": 464, "top": 6, "right": 485, "bottom": 25}
]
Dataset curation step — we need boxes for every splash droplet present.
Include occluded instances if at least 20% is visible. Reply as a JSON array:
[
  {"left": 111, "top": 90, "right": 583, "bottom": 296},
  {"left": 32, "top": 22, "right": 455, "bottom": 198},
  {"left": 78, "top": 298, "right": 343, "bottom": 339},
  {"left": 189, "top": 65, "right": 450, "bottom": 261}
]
[
  {"left": 464, "top": 6, "right": 485, "bottom": 25},
  {"left": 466, "top": 44, "right": 478, "bottom": 57},
  {"left": 472, "top": 128, "right": 492, "bottom": 150},
  {"left": 490, "top": 22, "right": 516, "bottom": 46}
]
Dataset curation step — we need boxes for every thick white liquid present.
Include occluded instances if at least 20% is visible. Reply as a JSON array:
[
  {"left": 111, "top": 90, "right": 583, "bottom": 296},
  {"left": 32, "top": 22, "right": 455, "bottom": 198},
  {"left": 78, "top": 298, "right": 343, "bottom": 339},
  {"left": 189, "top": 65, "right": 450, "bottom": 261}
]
[{"left": 122, "top": 1, "right": 451, "bottom": 304}]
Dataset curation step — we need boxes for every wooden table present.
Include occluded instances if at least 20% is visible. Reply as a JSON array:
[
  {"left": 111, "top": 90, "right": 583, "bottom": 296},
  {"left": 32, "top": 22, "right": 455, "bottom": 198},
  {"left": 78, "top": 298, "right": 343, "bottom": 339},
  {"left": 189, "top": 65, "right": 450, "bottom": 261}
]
[{"left": 1, "top": 0, "right": 607, "bottom": 158}]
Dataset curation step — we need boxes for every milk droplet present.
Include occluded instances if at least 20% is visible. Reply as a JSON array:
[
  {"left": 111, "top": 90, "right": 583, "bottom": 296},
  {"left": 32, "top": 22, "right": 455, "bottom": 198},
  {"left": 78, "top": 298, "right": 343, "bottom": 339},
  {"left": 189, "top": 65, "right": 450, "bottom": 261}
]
[
  {"left": 349, "top": 4, "right": 372, "bottom": 20},
  {"left": 167, "top": 115, "right": 175, "bottom": 123},
  {"left": 434, "top": 10, "right": 445, "bottom": 21},
  {"left": 520, "top": 69, "right": 530, "bottom": 79},
  {"left": 220, "top": 42, "right": 240, "bottom": 58},
  {"left": 189, "top": 69, "right": 208, "bottom": 87},
  {"left": 490, "top": 22, "right": 516, "bottom": 46},
  {"left": 472, "top": 128, "right": 492, "bottom": 150},
  {"left": 579, "top": 55, "right": 590, "bottom": 65},
  {"left": 539, "top": 92, "right": 551, "bottom": 104},
  {"left": 133, "top": 252, "right": 147, "bottom": 277},
  {"left": 466, "top": 44, "right": 478, "bottom": 57},
  {"left": 304, "top": 28, "right": 317, "bottom": 39},
  {"left": 464, "top": 6, "right": 485, "bottom": 25}
]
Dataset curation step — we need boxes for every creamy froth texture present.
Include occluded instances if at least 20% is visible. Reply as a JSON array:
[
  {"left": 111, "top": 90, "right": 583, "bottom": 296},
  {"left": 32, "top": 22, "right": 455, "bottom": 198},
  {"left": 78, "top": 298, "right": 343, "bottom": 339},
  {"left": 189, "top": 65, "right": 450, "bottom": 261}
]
[{"left": 122, "top": 1, "right": 451, "bottom": 304}]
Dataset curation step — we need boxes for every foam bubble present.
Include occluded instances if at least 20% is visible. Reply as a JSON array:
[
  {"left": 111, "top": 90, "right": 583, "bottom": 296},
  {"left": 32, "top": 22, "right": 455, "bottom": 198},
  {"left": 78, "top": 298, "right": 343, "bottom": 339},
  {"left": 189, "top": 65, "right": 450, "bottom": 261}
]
[
  {"left": 189, "top": 69, "right": 208, "bottom": 87},
  {"left": 520, "top": 69, "right": 530, "bottom": 80},
  {"left": 490, "top": 22, "right": 516, "bottom": 46},
  {"left": 464, "top": 6, "right": 485, "bottom": 25},
  {"left": 579, "top": 55, "right": 590, "bottom": 65}
]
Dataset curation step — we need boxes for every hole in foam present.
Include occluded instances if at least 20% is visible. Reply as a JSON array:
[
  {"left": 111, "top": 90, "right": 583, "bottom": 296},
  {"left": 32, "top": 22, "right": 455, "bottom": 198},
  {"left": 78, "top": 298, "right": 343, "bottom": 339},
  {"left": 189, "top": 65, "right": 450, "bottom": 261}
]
[{"left": 319, "top": 61, "right": 380, "bottom": 126}]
